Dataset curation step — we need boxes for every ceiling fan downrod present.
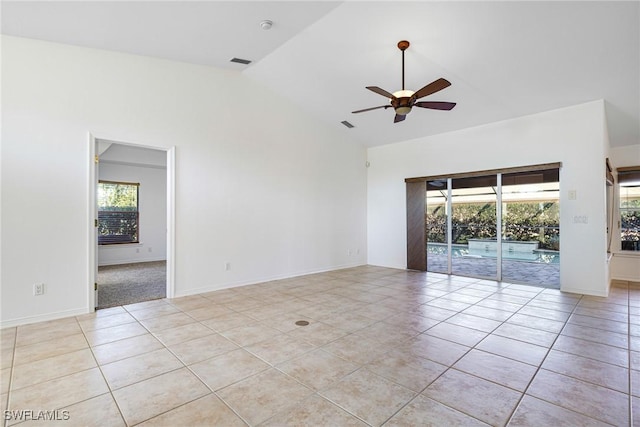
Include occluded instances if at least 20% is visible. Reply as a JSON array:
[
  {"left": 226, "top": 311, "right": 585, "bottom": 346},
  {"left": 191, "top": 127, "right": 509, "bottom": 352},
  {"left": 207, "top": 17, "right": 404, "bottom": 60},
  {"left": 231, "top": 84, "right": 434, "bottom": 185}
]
[{"left": 398, "top": 40, "right": 410, "bottom": 91}]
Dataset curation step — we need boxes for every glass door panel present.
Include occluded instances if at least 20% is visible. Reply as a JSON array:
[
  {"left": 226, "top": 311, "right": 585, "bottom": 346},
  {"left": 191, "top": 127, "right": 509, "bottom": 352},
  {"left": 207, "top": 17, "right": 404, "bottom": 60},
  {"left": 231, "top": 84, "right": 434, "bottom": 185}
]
[
  {"left": 426, "top": 180, "right": 448, "bottom": 274},
  {"left": 451, "top": 175, "right": 498, "bottom": 279},
  {"left": 501, "top": 170, "right": 560, "bottom": 287}
]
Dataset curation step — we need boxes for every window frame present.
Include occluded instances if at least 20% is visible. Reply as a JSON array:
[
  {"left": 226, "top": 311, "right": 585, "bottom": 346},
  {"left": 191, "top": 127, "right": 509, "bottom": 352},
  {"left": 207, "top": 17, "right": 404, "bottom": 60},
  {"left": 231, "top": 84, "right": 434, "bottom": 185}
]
[
  {"left": 97, "top": 180, "right": 140, "bottom": 245},
  {"left": 617, "top": 166, "right": 640, "bottom": 252}
]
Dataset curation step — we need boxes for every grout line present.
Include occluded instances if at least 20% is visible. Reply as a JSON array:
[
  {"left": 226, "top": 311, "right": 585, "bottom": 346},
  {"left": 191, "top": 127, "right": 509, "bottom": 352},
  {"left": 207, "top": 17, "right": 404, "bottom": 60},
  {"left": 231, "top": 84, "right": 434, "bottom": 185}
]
[
  {"left": 77, "top": 316, "right": 129, "bottom": 427},
  {"left": 3, "top": 327, "right": 17, "bottom": 427},
  {"left": 95, "top": 309, "right": 247, "bottom": 426},
  {"left": 387, "top": 277, "right": 613, "bottom": 426},
  {"left": 398, "top": 280, "right": 529, "bottom": 425},
  {"left": 347, "top": 278, "right": 507, "bottom": 426},
  {"left": 502, "top": 292, "right": 584, "bottom": 425}
]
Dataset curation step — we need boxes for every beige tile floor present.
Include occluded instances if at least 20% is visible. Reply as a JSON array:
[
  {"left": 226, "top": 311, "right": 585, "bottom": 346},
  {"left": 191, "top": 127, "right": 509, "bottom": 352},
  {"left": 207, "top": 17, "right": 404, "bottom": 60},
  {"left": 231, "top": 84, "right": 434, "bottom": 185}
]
[{"left": 1, "top": 266, "right": 639, "bottom": 426}]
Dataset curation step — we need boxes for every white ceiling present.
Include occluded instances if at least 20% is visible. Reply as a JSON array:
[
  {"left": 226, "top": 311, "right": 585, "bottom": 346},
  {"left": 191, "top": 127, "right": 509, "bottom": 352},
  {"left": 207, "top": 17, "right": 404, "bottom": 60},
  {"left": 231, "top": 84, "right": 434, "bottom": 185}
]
[{"left": 2, "top": 1, "right": 639, "bottom": 148}]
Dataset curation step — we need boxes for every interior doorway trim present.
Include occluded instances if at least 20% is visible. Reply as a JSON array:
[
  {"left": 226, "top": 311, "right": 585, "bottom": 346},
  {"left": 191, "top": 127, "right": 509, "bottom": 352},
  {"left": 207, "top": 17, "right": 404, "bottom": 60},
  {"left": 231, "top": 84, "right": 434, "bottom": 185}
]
[{"left": 87, "top": 133, "right": 176, "bottom": 312}]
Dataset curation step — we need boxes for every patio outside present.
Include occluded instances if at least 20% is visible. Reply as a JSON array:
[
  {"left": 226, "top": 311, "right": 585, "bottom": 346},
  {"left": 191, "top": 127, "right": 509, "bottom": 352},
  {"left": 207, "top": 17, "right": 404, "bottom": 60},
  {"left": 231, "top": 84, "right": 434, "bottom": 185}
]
[{"left": 427, "top": 249, "right": 560, "bottom": 288}]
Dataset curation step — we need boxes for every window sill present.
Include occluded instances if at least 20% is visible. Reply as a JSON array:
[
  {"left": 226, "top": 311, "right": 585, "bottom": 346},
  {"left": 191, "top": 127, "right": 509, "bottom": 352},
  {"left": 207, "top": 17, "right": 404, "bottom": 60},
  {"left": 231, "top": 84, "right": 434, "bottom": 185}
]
[
  {"left": 99, "top": 242, "right": 143, "bottom": 248},
  {"left": 613, "top": 251, "right": 640, "bottom": 258}
]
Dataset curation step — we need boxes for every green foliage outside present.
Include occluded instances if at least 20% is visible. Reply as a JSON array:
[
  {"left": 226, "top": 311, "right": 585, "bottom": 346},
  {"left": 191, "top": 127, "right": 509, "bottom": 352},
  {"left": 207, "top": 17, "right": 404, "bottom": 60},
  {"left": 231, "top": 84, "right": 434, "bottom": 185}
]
[
  {"left": 98, "top": 182, "right": 138, "bottom": 211},
  {"left": 426, "top": 201, "right": 560, "bottom": 250},
  {"left": 98, "top": 182, "right": 138, "bottom": 243},
  {"left": 621, "top": 197, "right": 640, "bottom": 243}
]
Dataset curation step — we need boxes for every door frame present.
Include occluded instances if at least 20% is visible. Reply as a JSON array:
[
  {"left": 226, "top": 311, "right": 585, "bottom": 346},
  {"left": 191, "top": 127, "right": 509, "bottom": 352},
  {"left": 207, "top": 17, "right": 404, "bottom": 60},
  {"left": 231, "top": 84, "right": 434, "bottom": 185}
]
[{"left": 87, "top": 132, "right": 176, "bottom": 312}]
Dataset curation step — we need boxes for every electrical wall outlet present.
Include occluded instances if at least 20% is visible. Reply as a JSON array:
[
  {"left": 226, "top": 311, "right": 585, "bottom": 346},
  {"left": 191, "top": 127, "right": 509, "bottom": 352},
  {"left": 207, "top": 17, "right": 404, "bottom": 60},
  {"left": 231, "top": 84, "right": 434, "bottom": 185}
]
[
  {"left": 225, "top": 262, "right": 231, "bottom": 271},
  {"left": 34, "top": 283, "right": 45, "bottom": 296},
  {"left": 573, "top": 215, "right": 588, "bottom": 224}
]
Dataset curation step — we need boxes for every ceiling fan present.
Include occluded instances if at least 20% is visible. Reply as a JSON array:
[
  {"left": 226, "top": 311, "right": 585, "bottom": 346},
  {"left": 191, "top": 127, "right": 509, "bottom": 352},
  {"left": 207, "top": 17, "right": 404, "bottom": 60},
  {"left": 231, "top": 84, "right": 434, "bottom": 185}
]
[{"left": 352, "top": 40, "right": 456, "bottom": 123}]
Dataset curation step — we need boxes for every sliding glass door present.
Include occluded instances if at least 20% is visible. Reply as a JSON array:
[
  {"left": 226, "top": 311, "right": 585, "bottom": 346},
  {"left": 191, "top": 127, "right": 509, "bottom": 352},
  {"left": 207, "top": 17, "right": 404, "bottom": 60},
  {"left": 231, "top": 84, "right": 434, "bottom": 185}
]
[
  {"left": 420, "top": 165, "right": 560, "bottom": 288},
  {"left": 451, "top": 175, "right": 498, "bottom": 280},
  {"left": 501, "top": 170, "right": 560, "bottom": 286},
  {"left": 426, "top": 180, "right": 448, "bottom": 274}
]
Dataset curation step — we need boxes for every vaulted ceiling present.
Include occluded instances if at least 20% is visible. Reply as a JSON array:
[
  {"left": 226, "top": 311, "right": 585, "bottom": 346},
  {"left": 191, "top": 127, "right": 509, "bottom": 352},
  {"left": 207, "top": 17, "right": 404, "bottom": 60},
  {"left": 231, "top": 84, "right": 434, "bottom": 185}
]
[{"left": 3, "top": 1, "right": 638, "bottom": 148}]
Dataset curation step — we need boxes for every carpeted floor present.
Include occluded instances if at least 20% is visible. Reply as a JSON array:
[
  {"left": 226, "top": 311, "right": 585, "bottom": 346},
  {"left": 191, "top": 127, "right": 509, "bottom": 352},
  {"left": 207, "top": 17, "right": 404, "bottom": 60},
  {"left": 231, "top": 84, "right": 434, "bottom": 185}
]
[{"left": 97, "top": 261, "right": 166, "bottom": 309}]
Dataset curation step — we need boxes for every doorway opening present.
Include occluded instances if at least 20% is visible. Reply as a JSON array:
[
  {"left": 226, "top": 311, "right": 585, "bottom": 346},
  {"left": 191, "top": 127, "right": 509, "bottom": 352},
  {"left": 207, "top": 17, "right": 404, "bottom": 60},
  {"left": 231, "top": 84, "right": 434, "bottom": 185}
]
[{"left": 88, "top": 135, "right": 175, "bottom": 311}]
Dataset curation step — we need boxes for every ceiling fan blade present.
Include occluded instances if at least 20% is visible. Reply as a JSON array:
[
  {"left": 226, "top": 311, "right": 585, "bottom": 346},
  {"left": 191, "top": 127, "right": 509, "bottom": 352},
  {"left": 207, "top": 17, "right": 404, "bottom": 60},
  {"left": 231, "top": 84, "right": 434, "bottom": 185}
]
[
  {"left": 412, "top": 78, "right": 451, "bottom": 100},
  {"left": 352, "top": 105, "right": 390, "bottom": 114},
  {"left": 366, "top": 86, "right": 396, "bottom": 99},
  {"left": 414, "top": 101, "right": 457, "bottom": 111},
  {"left": 394, "top": 114, "right": 406, "bottom": 123}
]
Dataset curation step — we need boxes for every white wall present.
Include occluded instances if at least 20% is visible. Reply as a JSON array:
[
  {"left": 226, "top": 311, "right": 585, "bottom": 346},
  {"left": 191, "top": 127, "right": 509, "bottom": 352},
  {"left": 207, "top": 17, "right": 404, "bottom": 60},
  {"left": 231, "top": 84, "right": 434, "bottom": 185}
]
[
  {"left": 98, "top": 156, "right": 167, "bottom": 266},
  {"left": 367, "top": 100, "right": 609, "bottom": 296},
  {"left": 609, "top": 144, "right": 640, "bottom": 282},
  {"left": 1, "top": 36, "right": 367, "bottom": 327}
]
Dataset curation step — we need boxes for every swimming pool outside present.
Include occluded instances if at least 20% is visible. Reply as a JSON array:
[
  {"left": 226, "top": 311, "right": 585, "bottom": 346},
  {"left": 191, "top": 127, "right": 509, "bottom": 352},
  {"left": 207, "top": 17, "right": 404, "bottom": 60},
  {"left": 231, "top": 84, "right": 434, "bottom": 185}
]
[
  {"left": 427, "top": 243, "right": 559, "bottom": 264},
  {"left": 426, "top": 242, "right": 560, "bottom": 288}
]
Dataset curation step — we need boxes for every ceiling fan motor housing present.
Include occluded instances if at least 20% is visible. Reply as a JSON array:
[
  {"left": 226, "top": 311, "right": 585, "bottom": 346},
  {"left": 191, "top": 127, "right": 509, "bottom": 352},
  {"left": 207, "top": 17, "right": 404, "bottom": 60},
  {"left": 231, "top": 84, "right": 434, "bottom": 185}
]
[{"left": 392, "top": 90, "right": 415, "bottom": 115}]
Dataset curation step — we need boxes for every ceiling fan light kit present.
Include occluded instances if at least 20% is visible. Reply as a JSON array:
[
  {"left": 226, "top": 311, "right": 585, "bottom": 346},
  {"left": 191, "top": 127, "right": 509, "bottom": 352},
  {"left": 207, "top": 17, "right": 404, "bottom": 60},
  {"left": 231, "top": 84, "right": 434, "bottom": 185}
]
[{"left": 353, "top": 40, "right": 456, "bottom": 123}]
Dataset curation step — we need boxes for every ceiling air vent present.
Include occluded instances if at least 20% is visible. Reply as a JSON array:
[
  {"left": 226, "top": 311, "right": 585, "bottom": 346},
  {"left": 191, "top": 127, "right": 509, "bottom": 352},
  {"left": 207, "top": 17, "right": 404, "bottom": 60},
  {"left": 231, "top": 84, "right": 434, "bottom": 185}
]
[
  {"left": 341, "top": 120, "right": 355, "bottom": 128},
  {"left": 230, "top": 57, "right": 252, "bottom": 65}
]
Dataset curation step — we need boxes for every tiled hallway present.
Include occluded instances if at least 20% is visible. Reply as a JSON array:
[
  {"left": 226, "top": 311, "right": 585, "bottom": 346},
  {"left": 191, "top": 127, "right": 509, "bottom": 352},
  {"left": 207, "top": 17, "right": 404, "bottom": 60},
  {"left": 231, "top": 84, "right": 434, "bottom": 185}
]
[{"left": 1, "top": 266, "right": 638, "bottom": 426}]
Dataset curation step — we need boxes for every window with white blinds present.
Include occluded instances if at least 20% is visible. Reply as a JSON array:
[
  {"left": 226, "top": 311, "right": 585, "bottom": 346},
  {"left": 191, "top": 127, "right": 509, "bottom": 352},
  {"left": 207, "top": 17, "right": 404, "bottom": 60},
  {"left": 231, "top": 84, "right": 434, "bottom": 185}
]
[{"left": 618, "top": 167, "right": 640, "bottom": 251}]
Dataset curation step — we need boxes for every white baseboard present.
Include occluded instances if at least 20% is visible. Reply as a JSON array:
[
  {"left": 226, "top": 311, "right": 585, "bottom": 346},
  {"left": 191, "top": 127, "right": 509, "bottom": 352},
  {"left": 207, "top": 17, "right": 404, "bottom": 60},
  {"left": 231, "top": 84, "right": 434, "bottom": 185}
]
[
  {"left": 1, "top": 262, "right": 366, "bottom": 328},
  {"left": 611, "top": 275, "right": 640, "bottom": 283},
  {"left": 560, "top": 285, "right": 608, "bottom": 297},
  {"left": 98, "top": 257, "right": 166, "bottom": 267},
  {"left": 1, "top": 307, "right": 89, "bottom": 329},
  {"left": 173, "top": 262, "right": 367, "bottom": 298}
]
